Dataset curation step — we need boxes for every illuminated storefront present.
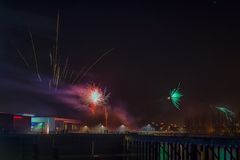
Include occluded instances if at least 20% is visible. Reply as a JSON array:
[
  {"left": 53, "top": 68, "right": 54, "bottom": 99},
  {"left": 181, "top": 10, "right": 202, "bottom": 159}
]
[{"left": 31, "top": 117, "right": 81, "bottom": 134}]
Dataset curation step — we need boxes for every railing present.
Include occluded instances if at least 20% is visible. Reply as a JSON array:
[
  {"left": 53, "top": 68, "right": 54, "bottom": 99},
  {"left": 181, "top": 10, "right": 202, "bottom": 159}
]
[
  {"left": 124, "top": 135, "right": 240, "bottom": 160},
  {"left": 0, "top": 133, "right": 239, "bottom": 160}
]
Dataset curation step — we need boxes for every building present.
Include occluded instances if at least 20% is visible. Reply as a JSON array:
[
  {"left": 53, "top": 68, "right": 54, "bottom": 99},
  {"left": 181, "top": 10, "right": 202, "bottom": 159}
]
[
  {"left": 0, "top": 113, "right": 82, "bottom": 134},
  {"left": 0, "top": 113, "right": 31, "bottom": 133},
  {"left": 31, "top": 117, "right": 82, "bottom": 134}
]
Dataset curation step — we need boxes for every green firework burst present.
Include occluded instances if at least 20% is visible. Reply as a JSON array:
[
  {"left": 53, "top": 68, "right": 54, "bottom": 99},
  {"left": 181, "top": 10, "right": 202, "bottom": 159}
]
[
  {"left": 169, "top": 83, "right": 183, "bottom": 110},
  {"left": 216, "top": 106, "right": 235, "bottom": 120}
]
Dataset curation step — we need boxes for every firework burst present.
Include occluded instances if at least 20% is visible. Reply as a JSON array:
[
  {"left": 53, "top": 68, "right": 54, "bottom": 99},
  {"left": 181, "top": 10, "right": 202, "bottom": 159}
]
[
  {"left": 89, "top": 88, "right": 103, "bottom": 105},
  {"left": 85, "top": 84, "right": 110, "bottom": 127},
  {"left": 84, "top": 85, "right": 109, "bottom": 105},
  {"left": 168, "top": 83, "right": 183, "bottom": 110},
  {"left": 72, "top": 84, "right": 109, "bottom": 114}
]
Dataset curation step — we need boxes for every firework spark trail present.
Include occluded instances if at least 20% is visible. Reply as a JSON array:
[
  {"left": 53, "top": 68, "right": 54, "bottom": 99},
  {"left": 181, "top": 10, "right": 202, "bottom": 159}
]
[
  {"left": 72, "top": 66, "right": 86, "bottom": 84},
  {"left": 63, "top": 67, "right": 70, "bottom": 81},
  {"left": 49, "top": 51, "right": 53, "bottom": 66},
  {"left": 61, "top": 58, "right": 69, "bottom": 81},
  {"left": 59, "top": 59, "right": 67, "bottom": 80},
  {"left": 55, "top": 65, "right": 61, "bottom": 89},
  {"left": 48, "top": 11, "right": 114, "bottom": 88},
  {"left": 169, "top": 83, "right": 183, "bottom": 110},
  {"left": 15, "top": 10, "right": 78, "bottom": 89},
  {"left": 29, "top": 32, "right": 42, "bottom": 81},
  {"left": 48, "top": 51, "right": 53, "bottom": 89},
  {"left": 68, "top": 70, "right": 74, "bottom": 82},
  {"left": 54, "top": 56, "right": 61, "bottom": 88},
  {"left": 216, "top": 106, "right": 235, "bottom": 120},
  {"left": 17, "top": 10, "right": 113, "bottom": 91},
  {"left": 104, "top": 106, "right": 109, "bottom": 127},
  {"left": 50, "top": 11, "right": 75, "bottom": 89},
  {"left": 16, "top": 48, "right": 30, "bottom": 68},
  {"left": 55, "top": 10, "right": 60, "bottom": 62},
  {"left": 77, "top": 48, "right": 114, "bottom": 83},
  {"left": 103, "top": 88, "right": 111, "bottom": 104},
  {"left": 103, "top": 88, "right": 111, "bottom": 128},
  {"left": 53, "top": 64, "right": 57, "bottom": 83},
  {"left": 48, "top": 80, "right": 52, "bottom": 89},
  {"left": 48, "top": 10, "right": 61, "bottom": 89}
]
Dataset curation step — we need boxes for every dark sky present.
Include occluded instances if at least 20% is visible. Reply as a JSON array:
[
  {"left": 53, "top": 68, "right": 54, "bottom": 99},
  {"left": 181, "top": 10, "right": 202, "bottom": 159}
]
[{"left": 1, "top": 1, "right": 240, "bottom": 125}]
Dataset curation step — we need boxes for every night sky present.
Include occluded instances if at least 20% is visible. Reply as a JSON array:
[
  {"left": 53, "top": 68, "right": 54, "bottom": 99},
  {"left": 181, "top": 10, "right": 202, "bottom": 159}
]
[{"left": 1, "top": 1, "right": 240, "bottom": 126}]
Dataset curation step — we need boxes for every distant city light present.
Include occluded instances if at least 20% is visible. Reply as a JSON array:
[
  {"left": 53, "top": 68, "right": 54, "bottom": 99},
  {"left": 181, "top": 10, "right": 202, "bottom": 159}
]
[
  {"left": 21, "top": 113, "right": 35, "bottom": 117},
  {"left": 120, "top": 124, "right": 125, "bottom": 128},
  {"left": 13, "top": 115, "right": 23, "bottom": 119}
]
